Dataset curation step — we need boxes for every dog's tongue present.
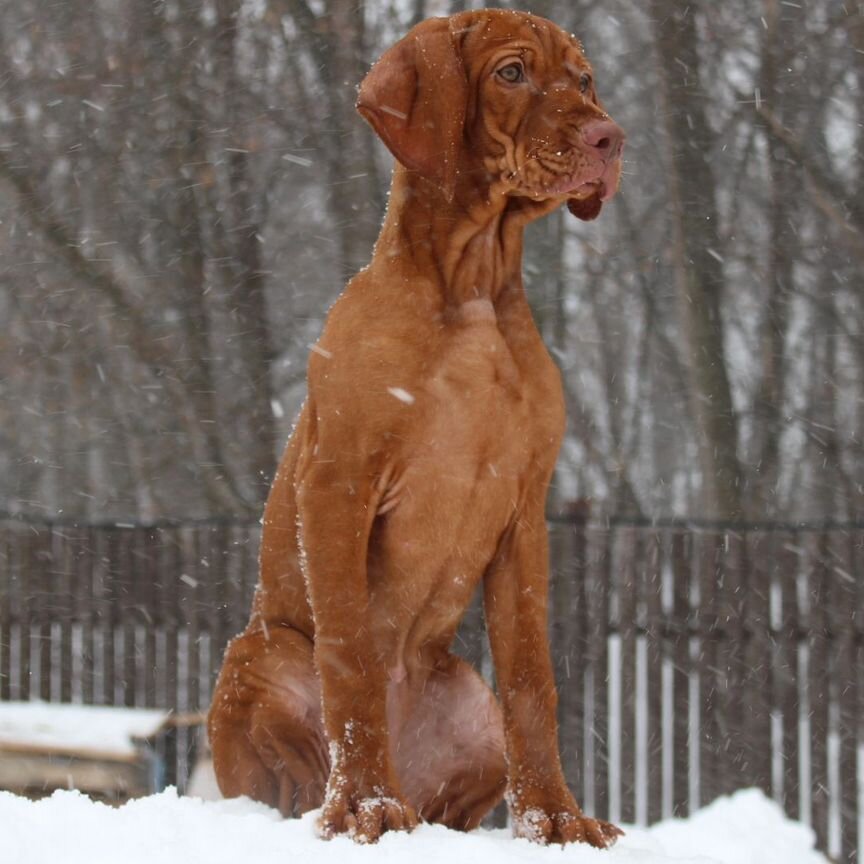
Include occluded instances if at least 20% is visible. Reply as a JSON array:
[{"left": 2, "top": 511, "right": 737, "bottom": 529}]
[{"left": 567, "top": 190, "right": 603, "bottom": 221}]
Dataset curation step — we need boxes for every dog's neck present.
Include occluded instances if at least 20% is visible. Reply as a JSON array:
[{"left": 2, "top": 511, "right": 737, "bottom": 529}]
[{"left": 374, "top": 163, "right": 556, "bottom": 309}]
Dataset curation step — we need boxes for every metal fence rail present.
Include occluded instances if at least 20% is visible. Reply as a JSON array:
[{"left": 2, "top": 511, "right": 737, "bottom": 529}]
[{"left": 0, "top": 517, "right": 861, "bottom": 861}]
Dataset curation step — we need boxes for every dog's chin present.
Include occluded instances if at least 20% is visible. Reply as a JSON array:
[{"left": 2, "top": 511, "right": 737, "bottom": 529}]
[
  {"left": 556, "top": 178, "right": 605, "bottom": 222},
  {"left": 503, "top": 168, "right": 619, "bottom": 221}
]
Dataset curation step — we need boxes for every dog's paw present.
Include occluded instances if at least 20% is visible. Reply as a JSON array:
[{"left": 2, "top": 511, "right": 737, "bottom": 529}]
[
  {"left": 513, "top": 807, "right": 622, "bottom": 848},
  {"left": 510, "top": 787, "right": 622, "bottom": 848},
  {"left": 317, "top": 784, "right": 417, "bottom": 844}
]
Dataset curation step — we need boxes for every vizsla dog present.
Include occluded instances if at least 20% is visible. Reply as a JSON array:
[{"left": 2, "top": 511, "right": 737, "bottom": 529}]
[{"left": 209, "top": 8, "right": 624, "bottom": 847}]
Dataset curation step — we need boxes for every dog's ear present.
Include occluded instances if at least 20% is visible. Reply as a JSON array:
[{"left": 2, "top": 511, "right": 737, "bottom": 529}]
[
  {"left": 357, "top": 17, "right": 468, "bottom": 202},
  {"left": 567, "top": 192, "right": 603, "bottom": 221}
]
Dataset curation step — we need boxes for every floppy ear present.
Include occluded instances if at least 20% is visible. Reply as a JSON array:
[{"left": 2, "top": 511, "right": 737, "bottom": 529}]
[
  {"left": 567, "top": 192, "right": 603, "bottom": 221},
  {"left": 357, "top": 17, "right": 468, "bottom": 202}
]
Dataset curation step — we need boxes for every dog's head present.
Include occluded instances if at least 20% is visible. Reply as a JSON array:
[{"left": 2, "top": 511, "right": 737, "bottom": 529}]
[{"left": 357, "top": 9, "right": 624, "bottom": 221}]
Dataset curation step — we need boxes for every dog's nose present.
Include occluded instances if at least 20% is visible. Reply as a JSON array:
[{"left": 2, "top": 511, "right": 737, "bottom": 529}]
[{"left": 582, "top": 119, "right": 625, "bottom": 163}]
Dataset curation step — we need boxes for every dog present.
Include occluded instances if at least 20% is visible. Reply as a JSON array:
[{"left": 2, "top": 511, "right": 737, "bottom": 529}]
[{"left": 209, "top": 8, "right": 624, "bottom": 847}]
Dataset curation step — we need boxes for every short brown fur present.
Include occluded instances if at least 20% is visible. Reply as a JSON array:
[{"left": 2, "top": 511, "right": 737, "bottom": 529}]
[{"left": 209, "top": 8, "right": 624, "bottom": 847}]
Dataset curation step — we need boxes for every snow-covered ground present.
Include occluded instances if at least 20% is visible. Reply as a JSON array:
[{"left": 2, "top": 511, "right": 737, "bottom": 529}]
[{"left": 1, "top": 786, "right": 826, "bottom": 864}]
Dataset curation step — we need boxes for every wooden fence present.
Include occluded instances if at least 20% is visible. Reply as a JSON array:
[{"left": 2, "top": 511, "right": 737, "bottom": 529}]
[{"left": 0, "top": 516, "right": 861, "bottom": 862}]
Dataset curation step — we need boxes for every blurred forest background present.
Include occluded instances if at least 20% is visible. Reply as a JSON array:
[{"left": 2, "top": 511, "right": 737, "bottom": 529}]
[{"left": 0, "top": 0, "right": 862, "bottom": 525}]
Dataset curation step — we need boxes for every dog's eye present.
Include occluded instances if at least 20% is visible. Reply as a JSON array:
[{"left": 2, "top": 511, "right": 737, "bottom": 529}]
[
  {"left": 579, "top": 72, "right": 592, "bottom": 94},
  {"left": 497, "top": 62, "right": 525, "bottom": 84}
]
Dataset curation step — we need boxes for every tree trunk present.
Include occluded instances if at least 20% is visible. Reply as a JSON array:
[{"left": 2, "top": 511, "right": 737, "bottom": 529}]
[
  {"left": 649, "top": 0, "right": 743, "bottom": 521},
  {"left": 213, "top": 0, "right": 279, "bottom": 503},
  {"left": 283, "top": 0, "right": 384, "bottom": 277},
  {"left": 749, "top": 0, "right": 798, "bottom": 518}
]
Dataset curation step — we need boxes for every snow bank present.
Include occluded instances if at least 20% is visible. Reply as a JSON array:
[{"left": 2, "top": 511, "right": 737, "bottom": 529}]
[{"left": 1, "top": 786, "right": 826, "bottom": 864}]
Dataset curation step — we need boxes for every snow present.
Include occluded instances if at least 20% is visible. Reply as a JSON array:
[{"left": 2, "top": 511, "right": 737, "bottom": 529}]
[
  {"left": 0, "top": 787, "right": 827, "bottom": 864},
  {"left": 0, "top": 701, "right": 169, "bottom": 758}
]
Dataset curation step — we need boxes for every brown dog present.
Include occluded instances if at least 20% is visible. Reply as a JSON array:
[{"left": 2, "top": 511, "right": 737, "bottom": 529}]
[{"left": 209, "top": 8, "right": 624, "bottom": 847}]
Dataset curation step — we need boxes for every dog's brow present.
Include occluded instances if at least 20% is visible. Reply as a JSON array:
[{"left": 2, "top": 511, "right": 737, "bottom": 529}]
[
  {"left": 452, "top": 23, "right": 482, "bottom": 36},
  {"left": 563, "top": 60, "right": 588, "bottom": 78},
  {"left": 485, "top": 39, "right": 538, "bottom": 57}
]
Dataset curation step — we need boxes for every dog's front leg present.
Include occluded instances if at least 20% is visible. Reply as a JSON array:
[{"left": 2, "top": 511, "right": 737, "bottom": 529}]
[
  {"left": 483, "top": 487, "right": 622, "bottom": 848},
  {"left": 297, "top": 464, "right": 417, "bottom": 843}
]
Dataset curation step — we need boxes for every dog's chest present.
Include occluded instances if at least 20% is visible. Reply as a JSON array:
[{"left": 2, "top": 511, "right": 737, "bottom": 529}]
[
  {"left": 386, "top": 314, "right": 564, "bottom": 522},
  {"left": 365, "top": 313, "right": 564, "bottom": 647},
  {"left": 423, "top": 315, "right": 563, "bottom": 463}
]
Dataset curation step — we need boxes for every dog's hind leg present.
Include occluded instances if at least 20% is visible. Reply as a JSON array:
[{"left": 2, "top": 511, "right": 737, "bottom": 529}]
[
  {"left": 393, "top": 654, "right": 507, "bottom": 830},
  {"left": 208, "top": 624, "right": 328, "bottom": 817}
]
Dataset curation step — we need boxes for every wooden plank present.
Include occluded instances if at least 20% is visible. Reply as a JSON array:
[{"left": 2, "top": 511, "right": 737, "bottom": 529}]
[
  {"left": 35, "top": 525, "right": 53, "bottom": 702},
  {"left": 182, "top": 523, "right": 203, "bottom": 712},
  {"left": 134, "top": 527, "right": 158, "bottom": 707},
  {"left": 714, "top": 531, "right": 745, "bottom": 800},
  {"left": 206, "top": 524, "right": 230, "bottom": 707},
  {"left": 668, "top": 530, "right": 691, "bottom": 816},
  {"left": 160, "top": 526, "right": 181, "bottom": 709},
  {"left": 694, "top": 530, "right": 720, "bottom": 809},
  {"left": 853, "top": 634, "right": 863, "bottom": 864},
  {"left": 583, "top": 526, "right": 610, "bottom": 820},
  {"left": 77, "top": 525, "right": 97, "bottom": 706},
  {"left": 566, "top": 523, "right": 588, "bottom": 806},
  {"left": 772, "top": 531, "right": 801, "bottom": 819},
  {"left": 825, "top": 530, "right": 858, "bottom": 863},
  {"left": 853, "top": 529, "right": 864, "bottom": 863},
  {"left": 743, "top": 531, "right": 773, "bottom": 799},
  {"left": 574, "top": 521, "right": 593, "bottom": 814},
  {"left": 0, "top": 751, "right": 154, "bottom": 800},
  {"left": 225, "top": 523, "right": 249, "bottom": 640},
  {"left": 611, "top": 525, "right": 638, "bottom": 824},
  {"left": 117, "top": 528, "right": 137, "bottom": 708},
  {"left": 4, "top": 521, "right": 27, "bottom": 701},
  {"left": 804, "top": 531, "right": 830, "bottom": 852},
  {"left": 20, "top": 527, "right": 37, "bottom": 700},
  {"left": 198, "top": 525, "right": 213, "bottom": 708},
  {"left": 0, "top": 522, "right": 14, "bottom": 701},
  {"left": 548, "top": 522, "right": 581, "bottom": 795},
  {"left": 637, "top": 529, "right": 663, "bottom": 825},
  {"left": 56, "top": 525, "right": 75, "bottom": 703},
  {"left": 96, "top": 528, "right": 116, "bottom": 706},
  {"left": 185, "top": 521, "right": 205, "bottom": 783},
  {"left": 158, "top": 526, "right": 181, "bottom": 787}
]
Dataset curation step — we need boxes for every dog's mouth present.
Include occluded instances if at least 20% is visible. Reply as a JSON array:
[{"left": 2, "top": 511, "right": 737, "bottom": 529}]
[
  {"left": 562, "top": 177, "right": 610, "bottom": 200},
  {"left": 510, "top": 149, "right": 621, "bottom": 204}
]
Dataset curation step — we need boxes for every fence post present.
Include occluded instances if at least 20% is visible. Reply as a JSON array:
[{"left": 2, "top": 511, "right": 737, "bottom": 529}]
[
  {"left": 667, "top": 529, "right": 692, "bottom": 816},
  {"left": 771, "top": 530, "right": 801, "bottom": 819},
  {"left": 636, "top": 528, "right": 663, "bottom": 825},
  {"left": 548, "top": 521, "right": 583, "bottom": 800},
  {"left": 581, "top": 525, "right": 611, "bottom": 819},
  {"left": 826, "top": 530, "right": 859, "bottom": 862}
]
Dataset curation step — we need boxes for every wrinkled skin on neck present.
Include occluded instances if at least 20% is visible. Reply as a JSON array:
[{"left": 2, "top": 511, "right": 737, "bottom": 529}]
[{"left": 374, "top": 163, "right": 547, "bottom": 309}]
